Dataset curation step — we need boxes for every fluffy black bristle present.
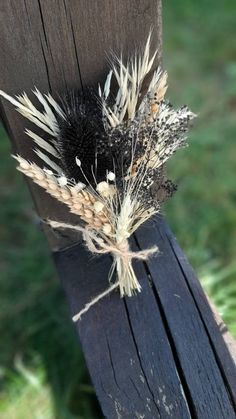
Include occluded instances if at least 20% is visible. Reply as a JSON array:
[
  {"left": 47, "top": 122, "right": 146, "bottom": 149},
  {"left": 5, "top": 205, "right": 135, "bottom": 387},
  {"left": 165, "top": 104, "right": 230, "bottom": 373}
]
[{"left": 56, "top": 89, "right": 112, "bottom": 185}]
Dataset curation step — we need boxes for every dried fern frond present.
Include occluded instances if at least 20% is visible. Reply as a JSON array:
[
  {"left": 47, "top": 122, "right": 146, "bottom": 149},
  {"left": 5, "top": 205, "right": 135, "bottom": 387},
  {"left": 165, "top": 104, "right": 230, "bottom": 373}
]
[{"left": 0, "top": 32, "right": 195, "bottom": 319}]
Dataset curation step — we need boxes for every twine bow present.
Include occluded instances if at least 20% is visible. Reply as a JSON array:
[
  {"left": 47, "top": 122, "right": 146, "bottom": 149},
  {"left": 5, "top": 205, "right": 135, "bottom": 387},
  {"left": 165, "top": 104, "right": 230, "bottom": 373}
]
[{"left": 49, "top": 220, "right": 158, "bottom": 321}]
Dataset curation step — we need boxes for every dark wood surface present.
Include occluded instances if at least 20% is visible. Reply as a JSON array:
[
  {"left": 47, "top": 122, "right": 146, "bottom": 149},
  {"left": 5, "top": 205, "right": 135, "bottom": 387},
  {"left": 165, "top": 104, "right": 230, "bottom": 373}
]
[
  {"left": 54, "top": 237, "right": 191, "bottom": 418},
  {"left": 162, "top": 222, "right": 236, "bottom": 405},
  {"left": 54, "top": 218, "right": 236, "bottom": 418},
  {"left": 1, "top": 1, "right": 236, "bottom": 418}
]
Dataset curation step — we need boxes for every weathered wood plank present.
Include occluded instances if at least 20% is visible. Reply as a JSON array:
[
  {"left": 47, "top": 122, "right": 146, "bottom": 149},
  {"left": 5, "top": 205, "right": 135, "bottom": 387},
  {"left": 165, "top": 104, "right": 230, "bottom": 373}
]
[
  {"left": 0, "top": 0, "right": 84, "bottom": 249},
  {"left": 54, "top": 237, "right": 192, "bottom": 418},
  {"left": 54, "top": 218, "right": 236, "bottom": 418},
  {"left": 135, "top": 219, "right": 236, "bottom": 418},
  {"left": 163, "top": 222, "right": 236, "bottom": 405}
]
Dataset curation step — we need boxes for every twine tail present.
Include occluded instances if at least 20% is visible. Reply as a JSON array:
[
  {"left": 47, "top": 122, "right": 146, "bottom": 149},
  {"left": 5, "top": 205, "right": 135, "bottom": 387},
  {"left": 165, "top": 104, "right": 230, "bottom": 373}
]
[
  {"left": 47, "top": 220, "right": 158, "bottom": 321},
  {"left": 72, "top": 255, "right": 140, "bottom": 322},
  {"left": 72, "top": 281, "right": 119, "bottom": 322}
]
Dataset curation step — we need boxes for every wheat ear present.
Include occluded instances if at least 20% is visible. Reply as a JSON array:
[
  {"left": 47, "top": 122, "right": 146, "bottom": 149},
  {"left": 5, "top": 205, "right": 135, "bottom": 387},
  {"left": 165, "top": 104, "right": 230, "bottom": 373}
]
[{"left": 14, "top": 156, "right": 112, "bottom": 234}]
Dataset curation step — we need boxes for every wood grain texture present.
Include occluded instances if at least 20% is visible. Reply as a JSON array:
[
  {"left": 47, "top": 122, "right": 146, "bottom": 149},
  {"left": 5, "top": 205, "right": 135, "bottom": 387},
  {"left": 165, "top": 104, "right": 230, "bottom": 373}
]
[
  {"left": 54, "top": 218, "right": 236, "bottom": 418},
  {"left": 54, "top": 237, "right": 192, "bottom": 418},
  {"left": 0, "top": 0, "right": 161, "bottom": 250},
  {"left": 136, "top": 219, "right": 236, "bottom": 418},
  {"left": 163, "top": 221, "right": 236, "bottom": 406}
]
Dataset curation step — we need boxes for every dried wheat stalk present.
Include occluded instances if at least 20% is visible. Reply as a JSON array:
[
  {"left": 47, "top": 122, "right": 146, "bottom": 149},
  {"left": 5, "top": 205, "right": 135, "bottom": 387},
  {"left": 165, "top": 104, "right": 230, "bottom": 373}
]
[{"left": 14, "top": 155, "right": 113, "bottom": 235}]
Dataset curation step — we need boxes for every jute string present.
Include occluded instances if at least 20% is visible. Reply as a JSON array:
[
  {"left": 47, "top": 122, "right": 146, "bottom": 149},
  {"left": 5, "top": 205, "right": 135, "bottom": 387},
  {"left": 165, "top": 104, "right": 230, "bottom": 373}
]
[{"left": 49, "top": 220, "right": 158, "bottom": 321}]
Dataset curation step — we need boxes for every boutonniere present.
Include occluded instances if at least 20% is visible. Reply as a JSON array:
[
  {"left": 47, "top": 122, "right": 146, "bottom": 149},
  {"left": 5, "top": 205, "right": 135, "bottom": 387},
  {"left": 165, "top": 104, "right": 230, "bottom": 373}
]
[{"left": 0, "top": 34, "right": 195, "bottom": 320}]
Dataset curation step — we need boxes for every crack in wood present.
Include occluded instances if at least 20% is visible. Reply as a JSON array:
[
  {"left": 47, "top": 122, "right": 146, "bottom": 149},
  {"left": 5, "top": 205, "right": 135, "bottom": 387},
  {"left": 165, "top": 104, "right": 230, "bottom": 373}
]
[
  {"left": 106, "top": 334, "right": 130, "bottom": 401},
  {"left": 39, "top": 34, "right": 52, "bottom": 92},
  {"left": 133, "top": 238, "right": 195, "bottom": 418},
  {"left": 123, "top": 299, "right": 161, "bottom": 418},
  {"left": 135, "top": 221, "right": 236, "bottom": 418},
  {"left": 37, "top": 0, "right": 50, "bottom": 50},
  {"left": 68, "top": 11, "right": 84, "bottom": 90}
]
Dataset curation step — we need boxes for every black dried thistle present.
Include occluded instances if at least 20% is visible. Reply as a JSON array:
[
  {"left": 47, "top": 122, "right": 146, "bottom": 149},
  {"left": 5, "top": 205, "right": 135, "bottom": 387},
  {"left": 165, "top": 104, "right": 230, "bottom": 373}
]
[
  {"left": 56, "top": 89, "right": 113, "bottom": 185},
  {"left": 55, "top": 91, "right": 180, "bottom": 208}
]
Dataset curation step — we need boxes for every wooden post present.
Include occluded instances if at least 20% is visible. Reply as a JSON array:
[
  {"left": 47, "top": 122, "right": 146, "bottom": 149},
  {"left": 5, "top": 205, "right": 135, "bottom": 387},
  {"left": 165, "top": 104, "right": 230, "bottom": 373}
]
[{"left": 0, "top": 1, "right": 236, "bottom": 417}]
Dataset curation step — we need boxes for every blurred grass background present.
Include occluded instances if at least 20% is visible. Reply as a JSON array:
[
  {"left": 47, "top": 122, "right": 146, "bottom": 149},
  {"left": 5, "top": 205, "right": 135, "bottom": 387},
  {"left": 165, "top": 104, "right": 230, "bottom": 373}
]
[{"left": 0, "top": 1, "right": 236, "bottom": 417}]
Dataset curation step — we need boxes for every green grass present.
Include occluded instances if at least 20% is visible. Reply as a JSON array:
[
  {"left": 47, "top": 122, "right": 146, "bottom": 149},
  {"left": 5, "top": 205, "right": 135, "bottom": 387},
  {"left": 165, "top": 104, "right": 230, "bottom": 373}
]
[
  {"left": 163, "top": 0, "right": 236, "bottom": 336},
  {"left": 1, "top": 1, "right": 236, "bottom": 417}
]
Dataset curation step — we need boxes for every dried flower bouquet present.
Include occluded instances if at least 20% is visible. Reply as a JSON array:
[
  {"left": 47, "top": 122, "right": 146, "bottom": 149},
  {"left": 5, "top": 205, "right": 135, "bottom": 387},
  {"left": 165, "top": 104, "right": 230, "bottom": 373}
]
[{"left": 0, "top": 34, "right": 195, "bottom": 320}]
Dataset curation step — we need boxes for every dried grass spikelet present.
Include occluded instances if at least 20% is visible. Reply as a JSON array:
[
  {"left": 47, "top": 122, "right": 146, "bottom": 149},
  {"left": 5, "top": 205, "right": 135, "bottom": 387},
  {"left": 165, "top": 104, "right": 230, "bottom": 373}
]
[{"left": 149, "top": 70, "right": 168, "bottom": 118}]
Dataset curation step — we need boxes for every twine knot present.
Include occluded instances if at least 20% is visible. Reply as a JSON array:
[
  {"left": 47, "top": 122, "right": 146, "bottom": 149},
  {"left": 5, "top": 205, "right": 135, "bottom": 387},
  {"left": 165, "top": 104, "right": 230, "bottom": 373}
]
[
  {"left": 48, "top": 220, "right": 158, "bottom": 321},
  {"left": 83, "top": 229, "right": 157, "bottom": 262}
]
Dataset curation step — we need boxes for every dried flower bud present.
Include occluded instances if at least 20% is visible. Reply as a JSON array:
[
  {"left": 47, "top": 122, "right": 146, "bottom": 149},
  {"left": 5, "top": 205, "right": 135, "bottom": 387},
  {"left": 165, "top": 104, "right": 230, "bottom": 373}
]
[
  {"left": 75, "top": 156, "right": 81, "bottom": 167},
  {"left": 107, "top": 171, "right": 116, "bottom": 181}
]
